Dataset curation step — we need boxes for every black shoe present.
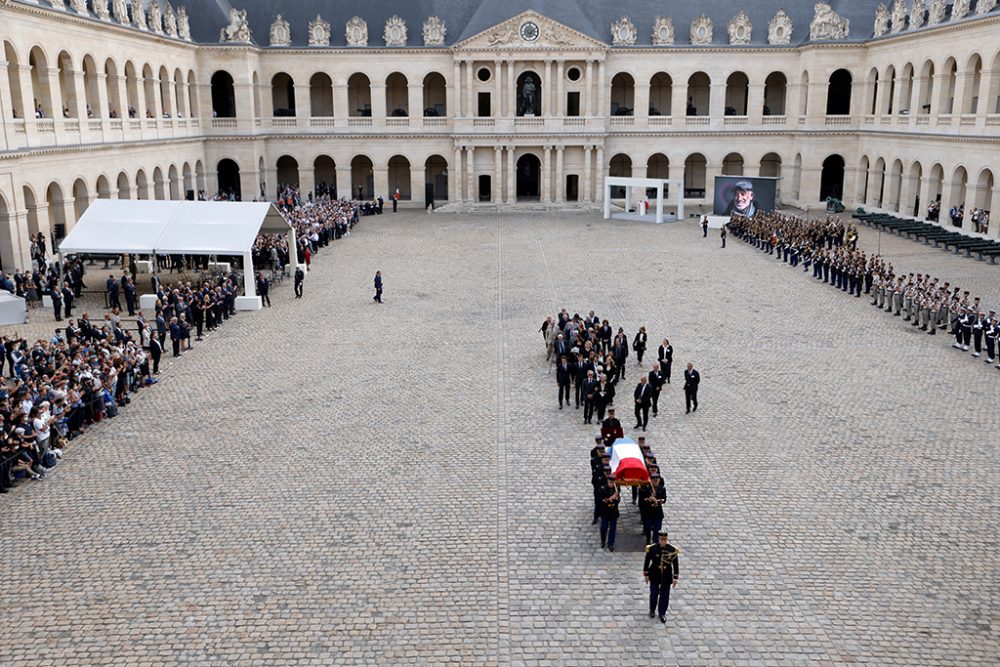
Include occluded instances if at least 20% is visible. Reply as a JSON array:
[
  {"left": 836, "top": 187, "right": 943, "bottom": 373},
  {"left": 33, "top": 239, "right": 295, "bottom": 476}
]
[
  {"left": 592, "top": 518, "right": 598, "bottom": 525},
  {"left": 649, "top": 610, "right": 655, "bottom": 618},
  {"left": 685, "top": 410, "right": 690, "bottom": 414},
  {"left": 559, "top": 405, "right": 563, "bottom": 410},
  {"left": 659, "top": 615, "right": 666, "bottom": 624},
  {"left": 600, "top": 542, "right": 605, "bottom": 548},
  {"left": 693, "top": 406, "right": 697, "bottom": 412},
  {"left": 608, "top": 546, "right": 615, "bottom": 552}
]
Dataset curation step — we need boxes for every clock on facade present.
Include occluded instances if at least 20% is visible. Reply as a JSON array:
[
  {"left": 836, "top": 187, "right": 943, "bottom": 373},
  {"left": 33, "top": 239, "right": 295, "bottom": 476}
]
[{"left": 520, "top": 21, "right": 539, "bottom": 42}]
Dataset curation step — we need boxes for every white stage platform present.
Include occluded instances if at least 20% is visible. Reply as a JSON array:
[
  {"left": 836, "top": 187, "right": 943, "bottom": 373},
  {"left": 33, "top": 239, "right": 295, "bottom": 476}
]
[
  {"left": 0, "top": 292, "right": 27, "bottom": 325},
  {"left": 705, "top": 215, "right": 730, "bottom": 229}
]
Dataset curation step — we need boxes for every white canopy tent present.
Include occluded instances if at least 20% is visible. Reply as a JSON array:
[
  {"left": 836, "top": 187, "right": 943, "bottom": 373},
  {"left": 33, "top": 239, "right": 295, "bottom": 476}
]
[
  {"left": 58, "top": 200, "right": 298, "bottom": 310},
  {"left": 603, "top": 177, "right": 684, "bottom": 224}
]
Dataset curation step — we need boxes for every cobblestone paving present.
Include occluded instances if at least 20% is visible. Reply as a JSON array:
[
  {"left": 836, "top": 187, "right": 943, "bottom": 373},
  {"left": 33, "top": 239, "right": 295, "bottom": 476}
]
[{"left": 1, "top": 211, "right": 997, "bottom": 666}]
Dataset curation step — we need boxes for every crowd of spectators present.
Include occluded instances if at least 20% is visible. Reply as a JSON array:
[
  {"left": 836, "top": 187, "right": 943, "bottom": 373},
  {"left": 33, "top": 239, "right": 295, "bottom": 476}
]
[{"left": 1, "top": 187, "right": 364, "bottom": 494}]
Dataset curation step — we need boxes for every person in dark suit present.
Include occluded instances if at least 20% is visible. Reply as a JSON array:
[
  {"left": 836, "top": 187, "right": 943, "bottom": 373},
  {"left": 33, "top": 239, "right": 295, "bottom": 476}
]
[
  {"left": 633, "top": 375, "right": 652, "bottom": 431},
  {"left": 106, "top": 274, "right": 121, "bottom": 310},
  {"left": 373, "top": 271, "right": 383, "bottom": 303},
  {"left": 600, "top": 408, "right": 624, "bottom": 446},
  {"left": 573, "top": 356, "right": 588, "bottom": 409},
  {"left": 643, "top": 531, "right": 680, "bottom": 623},
  {"left": 169, "top": 317, "right": 181, "bottom": 357},
  {"left": 556, "top": 355, "right": 572, "bottom": 409},
  {"left": 582, "top": 371, "right": 599, "bottom": 424},
  {"left": 50, "top": 283, "right": 62, "bottom": 321},
  {"left": 594, "top": 374, "right": 615, "bottom": 422},
  {"left": 155, "top": 313, "right": 167, "bottom": 345},
  {"left": 683, "top": 363, "right": 700, "bottom": 413},
  {"left": 657, "top": 339, "right": 673, "bottom": 383},
  {"left": 149, "top": 330, "right": 162, "bottom": 374},
  {"left": 256, "top": 272, "right": 271, "bottom": 307},
  {"left": 633, "top": 326, "right": 648, "bottom": 365},
  {"left": 61, "top": 281, "right": 74, "bottom": 318},
  {"left": 648, "top": 363, "right": 665, "bottom": 417},
  {"left": 294, "top": 267, "right": 304, "bottom": 298},
  {"left": 123, "top": 278, "right": 137, "bottom": 316}
]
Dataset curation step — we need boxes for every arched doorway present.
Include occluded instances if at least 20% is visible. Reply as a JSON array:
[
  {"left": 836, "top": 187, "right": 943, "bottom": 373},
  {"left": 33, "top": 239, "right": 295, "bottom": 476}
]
[
  {"left": 826, "top": 69, "right": 853, "bottom": 115},
  {"left": 517, "top": 71, "right": 541, "bottom": 116},
  {"left": 608, "top": 153, "right": 632, "bottom": 198},
  {"left": 388, "top": 156, "right": 411, "bottom": 199},
  {"left": 271, "top": 72, "right": 296, "bottom": 116},
  {"left": 516, "top": 153, "right": 541, "bottom": 200},
  {"left": 217, "top": 159, "right": 241, "bottom": 200},
  {"left": 386, "top": 72, "right": 409, "bottom": 116},
  {"left": 610, "top": 73, "right": 635, "bottom": 116},
  {"left": 314, "top": 156, "right": 336, "bottom": 197},
  {"left": 820, "top": 154, "right": 845, "bottom": 201},
  {"left": 425, "top": 155, "right": 448, "bottom": 203},
  {"left": 684, "top": 153, "right": 707, "bottom": 198},
  {"left": 276, "top": 156, "right": 299, "bottom": 189},
  {"left": 351, "top": 155, "right": 374, "bottom": 199},
  {"left": 721, "top": 153, "right": 744, "bottom": 176},
  {"left": 310, "top": 73, "right": 334, "bottom": 116},
  {"left": 422, "top": 73, "right": 447, "bottom": 116}
]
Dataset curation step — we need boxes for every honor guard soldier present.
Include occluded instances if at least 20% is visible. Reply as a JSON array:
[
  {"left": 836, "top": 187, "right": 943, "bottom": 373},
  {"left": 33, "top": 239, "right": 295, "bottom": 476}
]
[
  {"left": 643, "top": 531, "right": 680, "bottom": 623},
  {"left": 601, "top": 408, "right": 624, "bottom": 446},
  {"left": 984, "top": 312, "right": 998, "bottom": 364}
]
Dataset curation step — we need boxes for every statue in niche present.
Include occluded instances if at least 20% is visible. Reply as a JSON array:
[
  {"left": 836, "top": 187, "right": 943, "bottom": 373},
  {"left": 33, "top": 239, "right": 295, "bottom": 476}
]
[{"left": 519, "top": 75, "right": 539, "bottom": 116}]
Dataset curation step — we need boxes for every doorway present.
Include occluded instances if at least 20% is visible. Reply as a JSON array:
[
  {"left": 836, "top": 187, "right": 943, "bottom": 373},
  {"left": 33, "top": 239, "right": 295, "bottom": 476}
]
[
  {"left": 516, "top": 154, "right": 541, "bottom": 200},
  {"left": 565, "top": 175, "right": 579, "bottom": 201},
  {"left": 479, "top": 175, "right": 492, "bottom": 201}
]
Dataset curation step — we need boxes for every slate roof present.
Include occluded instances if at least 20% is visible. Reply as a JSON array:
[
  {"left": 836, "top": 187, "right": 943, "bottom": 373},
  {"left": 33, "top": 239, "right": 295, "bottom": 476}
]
[{"left": 27, "top": 1, "right": 1000, "bottom": 47}]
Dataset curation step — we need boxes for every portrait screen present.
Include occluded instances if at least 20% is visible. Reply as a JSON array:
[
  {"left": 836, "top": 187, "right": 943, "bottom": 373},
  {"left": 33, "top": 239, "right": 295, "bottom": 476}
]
[{"left": 712, "top": 176, "right": 777, "bottom": 218}]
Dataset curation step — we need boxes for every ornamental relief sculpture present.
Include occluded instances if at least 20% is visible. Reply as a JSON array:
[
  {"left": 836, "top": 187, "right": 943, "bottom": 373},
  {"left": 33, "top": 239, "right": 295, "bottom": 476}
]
[
  {"left": 164, "top": 3, "right": 178, "bottom": 37},
  {"left": 148, "top": 0, "right": 163, "bottom": 34},
  {"left": 70, "top": 0, "right": 88, "bottom": 14},
  {"left": 873, "top": 2, "right": 889, "bottom": 36},
  {"left": 976, "top": 0, "right": 996, "bottom": 14},
  {"left": 269, "top": 14, "right": 291, "bottom": 46},
  {"left": 131, "top": 0, "right": 147, "bottom": 30},
  {"left": 384, "top": 15, "right": 407, "bottom": 46},
  {"left": 346, "top": 16, "right": 368, "bottom": 46},
  {"left": 93, "top": 0, "right": 111, "bottom": 20},
  {"left": 951, "top": 0, "right": 970, "bottom": 19},
  {"left": 910, "top": 0, "right": 926, "bottom": 29},
  {"left": 422, "top": 16, "right": 446, "bottom": 46},
  {"left": 651, "top": 16, "right": 675, "bottom": 45},
  {"left": 928, "top": 0, "right": 946, "bottom": 24},
  {"left": 219, "top": 8, "right": 252, "bottom": 43},
  {"left": 309, "top": 15, "right": 331, "bottom": 47},
  {"left": 690, "top": 15, "right": 713, "bottom": 45},
  {"left": 809, "top": 2, "right": 849, "bottom": 40},
  {"left": 890, "top": 0, "right": 907, "bottom": 33},
  {"left": 768, "top": 9, "right": 793, "bottom": 45},
  {"left": 112, "top": 0, "right": 128, "bottom": 24},
  {"left": 611, "top": 16, "right": 637, "bottom": 45},
  {"left": 177, "top": 6, "right": 191, "bottom": 40},
  {"left": 727, "top": 10, "right": 752, "bottom": 45}
]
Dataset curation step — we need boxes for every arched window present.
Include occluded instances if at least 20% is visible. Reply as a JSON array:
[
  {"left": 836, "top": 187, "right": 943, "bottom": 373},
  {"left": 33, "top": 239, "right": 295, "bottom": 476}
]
[
  {"left": 826, "top": 69, "right": 852, "bottom": 115},
  {"left": 763, "top": 72, "right": 786, "bottom": 116},
  {"left": 310, "top": 73, "right": 334, "bottom": 117},
  {"left": 721, "top": 153, "right": 744, "bottom": 176},
  {"left": 57, "top": 51, "right": 78, "bottom": 118},
  {"left": 686, "top": 72, "right": 710, "bottom": 116},
  {"left": 386, "top": 72, "right": 409, "bottom": 116},
  {"left": 648, "top": 73, "right": 672, "bottom": 116},
  {"left": 819, "top": 155, "right": 845, "bottom": 201},
  {"left": 348, "top": 73, "right": 372, "bottom": 116},
  {"left": 610, "top": 73, "right": 634, "bottom": 116},
  {"left": 210, "top": 70, "right": 236, "bottom": 117},
  {"left": 217, "top": 159, "right": 242, "bottom": 199},
  {"left": 517, "top": 71, "right": 541, "bottom": 116},
  {"left": 4, "top": 42, "right": 25, "bottom": 119},
  {"left": 314, "top": 156, "right": 337, "bottom": 196},
  {"left": 29, "top": 47, "right": 54, "bottom": 118},
  {"left": 271, "top": 72, "right": 295, "bottom": 116},
  {"left": 276, "top": 156, "right": 299, "bottom": 188},
  {"left": 422, "top": 72, "right": 447, "bottom": 116},
  {"left": 962, "top": 54, "right": 982, "bottom": 114},
  {"left": 724, "top": 72, "right": 749, "bottom": 116}
]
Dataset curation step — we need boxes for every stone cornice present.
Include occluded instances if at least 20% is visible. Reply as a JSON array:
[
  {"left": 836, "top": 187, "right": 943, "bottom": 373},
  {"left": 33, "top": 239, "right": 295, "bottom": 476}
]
[
  {"left": 866, "top": 12, "right": 1000, "bottom": 47},
  {"left": 0, "top": 136, "right": 205, "bottom": 161},
  {"left": 5, "top": 0, "right": 195, "bottom": 51}
]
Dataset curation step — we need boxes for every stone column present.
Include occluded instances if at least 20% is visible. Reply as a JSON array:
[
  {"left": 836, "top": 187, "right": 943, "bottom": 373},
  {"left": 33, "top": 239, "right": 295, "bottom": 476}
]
[
  {"left": 373, "top": 165, "right": 389, "bottom": 200},
  {"left": 115, "top": 75, "right": 129, "bottom": 120},
  {"left": 583, "top": 145, "right": 592, "bottom": 202},
  {"left": 465, "top": 60, "right": 474, "bottom": 119},
  {"left": 747, "top": 83, "right": 765, "bottom": 124},
  {"left": 508, "top": 60, "right": 517, "bottom": 117},
  {"left": 542, "top": 146, "right": 552, "bottom": 202},
  {"left": 370, "top": 83, "right": 386, "bottom": 125},
  {"left": 555, "top": 146, "right": 565, "bottom": 203},
  {"left": 407, "top": 80, "right": 421, "bottom": 122},
  {"left": 72, "top": 70, "right": 88, "bottom": 120},
  {"left": 937, "top": 180, "right": 954, "bottom": 228},
  {"left": 494, "top": 60, "right": 503, "bottom": 117},
  {"left": 334, "top": 83, "right": 349, "bottom": 122},
  {"left": 808, "top": 80, "right": 826, "bottom": 124},
  {"left": 955, "top": 71, "right": 976, "bottom": 116},
  {"left": 294, "top": 84, "right": 311, "bottom": 119},
  {"left": 505, "top": 146, "right": 516, "bottom": 204},
  {"left": 670, "top": 81, "right": 685, "bottom": 120},
  {"left": 335, "top": 162, "right": 351, "bottom": 202},
  {"left": 596, "top": 61, "right": 606, "bottom": 119},
  {"left": 46, "top": 67, "right": 64, "bottom": 118},
  {"left": 917, "top": 176, "right": 934, "bottom": 220},
  {"left": 709, "top": 82, "right": 726, "bottom": 127},
  {"left": 450, "top": 61, "right": 461, "bottom": 117},
  {"left": 466, "top": 146, "right": 476, "bottom": 202},
  {"left": 410, "top": 163, "right": 425, "bottom": 206},
  {"left": 634, "top": 76, "right": 650, "bottom": 122},
  {"left": 897, "top": 172, "right": 917, "bottom": 217},
  {"left": 865, "top": 168, "right": 880, "bottom": 207},
  {"left": 988, "top": 186, "right": 1000, "bottom": 238},
  {"left": 542, "top": 60, "right": 552, "bottom": 116},
  {"left": 0, "top": 59, "right": 14, "bottom": 150},
  {"left": 981, "top": 68, "right": 1000, "bottom": 117},
  {"left": 239, "top": 168, "right": 260, "bottom": 202},
  {"left": 555, "top": 60, "right": 564, "bottom": 117},
  {"left": 453, "top": 146, "right": 463, "bottom": 203},
  {"left": 299, "top": 169, "right": 316, "bottom": 200},
  {"left": 799, "top": 166, "right": 823, "bottom": 208},
  {"left": 884, "top": 169, "right": 901, "bottom": 211},
  {"left": 0, "top": 208, "right": 31, "bottom": 270},
  {"left": 493, "top": 146, "right": 503, "bottom": 203},
  {"left": 151, "top": 76, "right": 164, "bottom": 118},
  {"left": 584, "top": 61, "right": 593, "bottom": 116},
  {"left": 595, "top": 146, "right": 604, "bottom": 203},
  {"left": 95, "top": 73, "right": 109, "bottom": 121}
]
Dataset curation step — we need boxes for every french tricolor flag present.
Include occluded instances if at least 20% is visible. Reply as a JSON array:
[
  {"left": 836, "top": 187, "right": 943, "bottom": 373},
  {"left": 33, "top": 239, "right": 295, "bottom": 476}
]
[{"left": 609, "top": 437, "right": 650, "bottom": 483}]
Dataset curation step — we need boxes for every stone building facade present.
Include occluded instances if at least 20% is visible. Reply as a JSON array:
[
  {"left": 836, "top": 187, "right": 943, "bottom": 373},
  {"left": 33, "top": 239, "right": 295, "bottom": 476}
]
[{"left": 1, "top": 0, "right": 999, "bottom": 270}]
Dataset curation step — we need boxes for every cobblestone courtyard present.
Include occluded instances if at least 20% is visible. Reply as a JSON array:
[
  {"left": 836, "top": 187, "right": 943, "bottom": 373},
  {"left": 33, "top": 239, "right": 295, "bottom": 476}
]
[{"left": 1, "top": 211, "right": 997, "bottom": 666}]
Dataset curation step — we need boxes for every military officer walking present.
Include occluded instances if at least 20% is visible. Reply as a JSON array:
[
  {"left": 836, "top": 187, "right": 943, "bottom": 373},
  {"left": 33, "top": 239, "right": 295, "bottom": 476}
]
[{"left": 643, "top": 530, "right": 680, "bottom": 623}]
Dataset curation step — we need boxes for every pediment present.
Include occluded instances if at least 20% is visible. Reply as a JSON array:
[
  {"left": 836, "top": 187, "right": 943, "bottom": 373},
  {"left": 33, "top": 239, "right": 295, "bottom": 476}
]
[{"left": 454, "top": 11, "right": 606, "bottom": 51}]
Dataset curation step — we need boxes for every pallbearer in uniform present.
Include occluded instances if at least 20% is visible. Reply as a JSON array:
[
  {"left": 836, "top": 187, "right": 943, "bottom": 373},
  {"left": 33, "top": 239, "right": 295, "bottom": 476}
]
[{"left": 643, "top": 530, "right": 680, "bottom": 623}]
